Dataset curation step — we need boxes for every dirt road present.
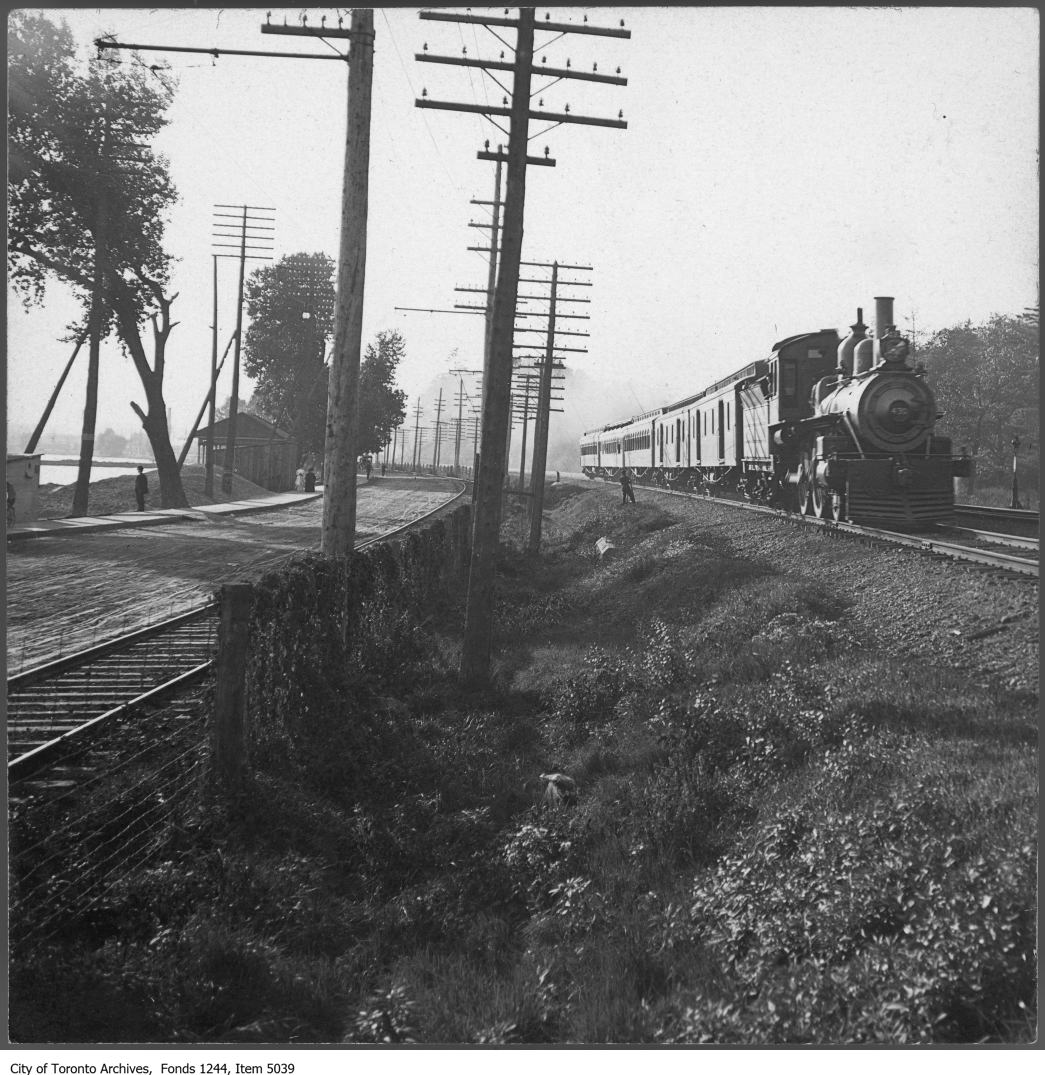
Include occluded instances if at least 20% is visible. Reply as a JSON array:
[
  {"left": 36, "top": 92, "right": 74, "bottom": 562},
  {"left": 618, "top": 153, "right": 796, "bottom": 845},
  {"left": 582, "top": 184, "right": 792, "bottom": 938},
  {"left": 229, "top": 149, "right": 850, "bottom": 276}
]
[{"left": 6, "top": 479, "right": 461, "bottom": 673}]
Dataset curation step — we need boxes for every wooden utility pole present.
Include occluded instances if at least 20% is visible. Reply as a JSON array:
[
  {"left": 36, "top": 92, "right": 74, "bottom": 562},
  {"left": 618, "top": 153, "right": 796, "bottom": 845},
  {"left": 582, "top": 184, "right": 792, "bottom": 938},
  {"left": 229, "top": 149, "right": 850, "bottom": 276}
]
[
  {"left": 24, "top": 329, "right": 89, "bottom": 455},
  {"left": 432, "top": 386, "right": 445, "bottom": 469},
  {"left": 314, "top": 10, "right": 374, "bottom": 554},
  {"left": 458, "top": 7, "right": 533, "bottom": 679},
  {"left": 72, "top": 131, "right": 109, "bottom": 519},
  {"left": 205, "top": 254, "right": 219, "bottom": 496},
  {"left": 178, "top": 333, "right": 235, "bottom": 467},
  {"left": 411, "top": 398, "right": 423, "bottom": 471},
  {"left": 260, "top": 12, "right": 375, "bottom": 555},
  {"left": 98, "top": 19, "right": 362, "bottom": 530},
  {"left": 517, "top": 373, "right": 535, "bottom": 489},
  {"left": 212, "top": 203, "right": 275, "bottom": 495},
  {"left": 527, "top": 262, "right": 590, "bottom": 551},
  {"left": 417, "top": 6, "right": 629, "bottom": 681}
]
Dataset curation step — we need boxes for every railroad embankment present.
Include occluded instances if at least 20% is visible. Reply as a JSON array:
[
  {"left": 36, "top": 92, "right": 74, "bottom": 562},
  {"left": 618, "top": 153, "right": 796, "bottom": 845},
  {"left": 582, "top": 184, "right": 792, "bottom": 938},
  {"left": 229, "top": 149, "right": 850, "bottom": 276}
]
[{"left": 10, "top": 483, "right": 1037, "bottom": 1044}]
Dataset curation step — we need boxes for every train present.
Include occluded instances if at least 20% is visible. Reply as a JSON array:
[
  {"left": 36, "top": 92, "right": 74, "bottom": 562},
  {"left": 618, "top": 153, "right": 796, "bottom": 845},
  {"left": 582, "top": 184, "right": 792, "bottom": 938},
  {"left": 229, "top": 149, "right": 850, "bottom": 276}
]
[{"left": 580, "top": 296, "right": 972, "bottom": 527}]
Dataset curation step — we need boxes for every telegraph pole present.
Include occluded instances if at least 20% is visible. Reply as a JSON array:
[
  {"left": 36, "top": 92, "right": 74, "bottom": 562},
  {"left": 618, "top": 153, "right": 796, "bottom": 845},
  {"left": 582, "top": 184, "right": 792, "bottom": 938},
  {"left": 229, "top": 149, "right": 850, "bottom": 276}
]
[
  {"left": 527, "top": 261, "right": 590, "bottom": 551},
  {"left": 411, "top": 398, "right": 423, "bottom": 472},
  {"left": 98, "top": 14, "right": 367, "bottom": 546},
  {"left": 265, "top": 11, "right": 377, "bottom": 556},
  {"left": 206, "top": 254, "right": 219, "bottom": 496},
  {"left": 212, "top": 204, "right": 275, "bottom": 495},
  {"left": 417, "top": 6, "right": 629, "bottom": 681},
  {"left": 432, "top": 386, "right": 445, "bottom": 469},
  {"left": 517, "top": 372, "right": 535, "bottom": 489}
]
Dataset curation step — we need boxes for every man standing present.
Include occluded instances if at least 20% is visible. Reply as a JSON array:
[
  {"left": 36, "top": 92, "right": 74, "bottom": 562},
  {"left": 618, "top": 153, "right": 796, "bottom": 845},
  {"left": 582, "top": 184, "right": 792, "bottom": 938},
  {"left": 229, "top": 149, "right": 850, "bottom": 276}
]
[
  {"left": 134, "top": 465, "right": 148, "bottom": 511},
  {"left": 620, "top": 469, "right": 636, "bottom": 505}
]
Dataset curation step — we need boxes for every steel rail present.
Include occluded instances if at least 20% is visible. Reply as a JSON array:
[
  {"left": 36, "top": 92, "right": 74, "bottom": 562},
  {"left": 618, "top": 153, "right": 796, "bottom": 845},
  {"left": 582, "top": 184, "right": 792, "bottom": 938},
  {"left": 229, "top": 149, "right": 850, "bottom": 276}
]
[
  {"left": 7, "top": 479, "right": 470, "bottom": 781},
  {"left": 614, "top": 479, "right": 1039, "bottom": 579},
  {"left": 9, "top": 663, "right": 212, "bottom": 781},
  {"left": 7, "top": 605, "right": 215, "bottom": 690},
  {"left": 942, "top": 526, "right": 1039, "bottom": 553},
  {"left": 954, "top": 505, "right": 1038, "bottom": 525}
]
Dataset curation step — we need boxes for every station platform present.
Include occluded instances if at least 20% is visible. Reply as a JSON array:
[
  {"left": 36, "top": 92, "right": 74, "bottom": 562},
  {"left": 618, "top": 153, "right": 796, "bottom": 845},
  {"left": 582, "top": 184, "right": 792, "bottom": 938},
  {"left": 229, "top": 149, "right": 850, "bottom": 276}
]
[{"left": 6, "top": 490, "right": 323, "bottom": 543}]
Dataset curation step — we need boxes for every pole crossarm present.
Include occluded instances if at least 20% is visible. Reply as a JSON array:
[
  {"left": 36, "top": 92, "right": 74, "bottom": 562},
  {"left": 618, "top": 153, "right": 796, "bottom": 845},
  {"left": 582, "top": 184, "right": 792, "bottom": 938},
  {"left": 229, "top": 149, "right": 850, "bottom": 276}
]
[
  {"left": 513, "top": 344, "right": 588, "bottom": 353},
  {"left": 477, "top": 149, "right": 555, "bottom": 166},
  {"left": 519, "top": 276, "right": 591, "bottom": 285},
  {"left": 416, "top": 99, "right": 626, "bottom": 129},
  {"left": 521, "top": 261, "right": 592, "bottom": 270},
  {"left": 260, "top": 23, "right": 358, "bottom": 40},
  {"left": 395, "top": 305, "right": 485, "bottom": 315},
  {"left": 94, "top": 39, "right": 346, "bottom": 61},
  {"left": 419, "top": 10, "right": 631, "bottom": 39},
  {"left": 416, "top": 53, "right": 627, "bottom": 86}
]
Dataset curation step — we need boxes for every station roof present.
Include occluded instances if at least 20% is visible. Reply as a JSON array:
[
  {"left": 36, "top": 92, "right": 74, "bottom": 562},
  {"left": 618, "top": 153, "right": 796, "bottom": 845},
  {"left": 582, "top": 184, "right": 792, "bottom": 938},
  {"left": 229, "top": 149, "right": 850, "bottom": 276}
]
[{"left": 194, "top": 413, "right": 293, "bottom": 443}]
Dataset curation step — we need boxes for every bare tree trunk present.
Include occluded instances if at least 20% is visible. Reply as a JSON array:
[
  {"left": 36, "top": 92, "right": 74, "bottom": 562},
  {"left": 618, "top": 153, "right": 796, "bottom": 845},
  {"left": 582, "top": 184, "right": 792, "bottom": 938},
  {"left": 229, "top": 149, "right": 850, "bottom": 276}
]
[{"left": 111, "top": 278, "right": 189, "bottom": 509}]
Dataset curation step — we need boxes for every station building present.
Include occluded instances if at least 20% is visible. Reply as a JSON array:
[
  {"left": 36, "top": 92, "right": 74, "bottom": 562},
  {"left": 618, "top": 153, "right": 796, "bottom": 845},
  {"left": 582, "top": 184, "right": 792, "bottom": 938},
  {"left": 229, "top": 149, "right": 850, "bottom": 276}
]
[{"left": 192, "top": 414, "right": 298, "bottom": 493}]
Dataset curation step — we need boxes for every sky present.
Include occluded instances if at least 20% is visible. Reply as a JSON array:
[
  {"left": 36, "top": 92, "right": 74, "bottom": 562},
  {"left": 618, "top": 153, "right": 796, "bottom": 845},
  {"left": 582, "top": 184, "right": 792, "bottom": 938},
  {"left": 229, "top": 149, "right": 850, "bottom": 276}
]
[{"left": 5, "top": 4, "right": 1040, "bottom": 468}]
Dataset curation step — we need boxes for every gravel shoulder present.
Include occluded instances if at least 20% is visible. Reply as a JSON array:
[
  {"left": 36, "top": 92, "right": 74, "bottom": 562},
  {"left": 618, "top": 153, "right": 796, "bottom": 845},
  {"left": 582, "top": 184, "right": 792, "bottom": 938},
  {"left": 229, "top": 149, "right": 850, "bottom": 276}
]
[{"left": 565, "top": 481, "right": 1038, "bottom": 698}]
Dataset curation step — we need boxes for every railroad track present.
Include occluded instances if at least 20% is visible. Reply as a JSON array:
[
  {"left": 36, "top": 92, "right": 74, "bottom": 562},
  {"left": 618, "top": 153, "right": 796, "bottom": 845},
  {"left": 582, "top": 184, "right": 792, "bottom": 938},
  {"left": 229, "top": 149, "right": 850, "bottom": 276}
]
[
  {"left": 7, "top": 608, "right": 217, "bottom": 781},
  {"left": 953, "top": 504, "right": 1039, "bottom": 538},
  {"left": 622, "top": 480, "right": 1039, "bottom": 579},
  {"left": 7, "top": 480, "right": 469, "bottom": 784}
]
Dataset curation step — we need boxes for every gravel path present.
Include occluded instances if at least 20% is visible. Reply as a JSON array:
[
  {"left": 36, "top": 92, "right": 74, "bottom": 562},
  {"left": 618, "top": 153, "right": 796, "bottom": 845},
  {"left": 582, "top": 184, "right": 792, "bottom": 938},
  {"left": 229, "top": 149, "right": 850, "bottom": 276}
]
[
  {"left": 6, "top": 480, "right": 459, "bottom": 673},
  {"left": 586, "top": 481, "right": 1038, "bottom": 697}
]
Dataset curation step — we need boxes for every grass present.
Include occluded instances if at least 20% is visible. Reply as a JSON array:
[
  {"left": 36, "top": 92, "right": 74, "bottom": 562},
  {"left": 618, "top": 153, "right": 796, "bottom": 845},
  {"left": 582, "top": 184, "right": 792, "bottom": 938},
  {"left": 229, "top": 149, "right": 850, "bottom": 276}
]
[{"left": 9, "top": 484, "right": 1037, "bottom": 1044}]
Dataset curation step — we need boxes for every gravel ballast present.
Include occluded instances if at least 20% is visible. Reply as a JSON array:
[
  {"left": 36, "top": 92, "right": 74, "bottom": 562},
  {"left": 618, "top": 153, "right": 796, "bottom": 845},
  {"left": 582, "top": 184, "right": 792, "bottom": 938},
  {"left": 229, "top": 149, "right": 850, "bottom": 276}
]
[{"left": 566, "top": 481, "right": 1038, "bottom": 697}]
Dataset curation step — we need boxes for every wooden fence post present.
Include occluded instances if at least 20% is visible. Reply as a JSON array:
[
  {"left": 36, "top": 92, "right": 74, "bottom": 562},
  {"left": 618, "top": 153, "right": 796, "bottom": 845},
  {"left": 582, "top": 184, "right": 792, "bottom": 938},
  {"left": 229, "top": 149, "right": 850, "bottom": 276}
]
[{"left": 213, "top": 582, "right": 252, "bottom": 790}]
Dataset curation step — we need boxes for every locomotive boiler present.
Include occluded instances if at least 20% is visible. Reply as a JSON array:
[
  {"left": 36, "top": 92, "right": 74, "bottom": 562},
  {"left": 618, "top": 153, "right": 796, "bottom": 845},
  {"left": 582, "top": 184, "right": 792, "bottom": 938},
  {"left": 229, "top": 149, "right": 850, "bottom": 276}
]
[{"left": 580, "top": 296, "right": 971, "bottom": 528}]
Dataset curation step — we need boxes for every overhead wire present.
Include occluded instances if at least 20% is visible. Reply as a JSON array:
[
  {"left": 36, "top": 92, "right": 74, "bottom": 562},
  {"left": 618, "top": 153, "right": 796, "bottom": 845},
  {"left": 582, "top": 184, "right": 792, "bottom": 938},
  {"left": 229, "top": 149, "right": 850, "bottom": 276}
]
[{"left": 379, "top": 7, "right": 462, "bottom": 198}]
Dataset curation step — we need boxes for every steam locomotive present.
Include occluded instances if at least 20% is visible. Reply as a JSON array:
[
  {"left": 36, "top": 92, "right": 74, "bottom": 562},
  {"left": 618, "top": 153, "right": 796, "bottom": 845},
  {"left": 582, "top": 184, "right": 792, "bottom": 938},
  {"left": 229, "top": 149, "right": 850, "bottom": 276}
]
[{"left": 580, "top": 296, "right": 971, "bottom": 527}]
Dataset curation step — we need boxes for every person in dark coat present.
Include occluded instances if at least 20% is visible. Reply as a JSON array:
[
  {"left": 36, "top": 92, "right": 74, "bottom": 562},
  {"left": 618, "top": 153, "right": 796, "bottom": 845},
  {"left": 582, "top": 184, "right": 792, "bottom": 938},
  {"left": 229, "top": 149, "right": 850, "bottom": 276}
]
[
  {"left": 620, "top": 469, "right": 635, "bottom": 505},
  {"left": 134, "top": 466, "right": 148, "bottom": 511},
  {"left": 304, "top": 466, "right": 317, "bottom": 493}
]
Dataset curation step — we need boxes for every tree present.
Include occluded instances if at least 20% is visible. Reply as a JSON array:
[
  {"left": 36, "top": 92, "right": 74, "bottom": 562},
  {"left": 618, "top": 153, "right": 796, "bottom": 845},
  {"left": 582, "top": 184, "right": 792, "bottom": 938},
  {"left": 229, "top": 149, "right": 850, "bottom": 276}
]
[
  {"left": 243, "top": 253, "right": 334, "bottom": 458},
  {"left": 216, "top": 395, "right": 251, "bottom": 422},
  {"left": 920, "top": 313, "right": 1039, "bottom": 491},
  {"left": 357, "top": 330, "right": 409, "bottom": 456},
  {"left": 96, "top": 427, "right": 128, "bottom": 457},
  {"left": 8, "top": 12, "right": 189, "bottom": 511}
]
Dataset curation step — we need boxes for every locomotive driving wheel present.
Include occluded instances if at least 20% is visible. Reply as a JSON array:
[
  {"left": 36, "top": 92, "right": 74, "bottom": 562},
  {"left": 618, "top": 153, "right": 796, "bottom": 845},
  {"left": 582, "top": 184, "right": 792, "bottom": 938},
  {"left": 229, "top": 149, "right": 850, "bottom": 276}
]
[
  {"left": 797, "top": 468, "right": 814, "bottom": 515},
  {"left": 810, "top": 480, "right": 829, "bottom": 518}
]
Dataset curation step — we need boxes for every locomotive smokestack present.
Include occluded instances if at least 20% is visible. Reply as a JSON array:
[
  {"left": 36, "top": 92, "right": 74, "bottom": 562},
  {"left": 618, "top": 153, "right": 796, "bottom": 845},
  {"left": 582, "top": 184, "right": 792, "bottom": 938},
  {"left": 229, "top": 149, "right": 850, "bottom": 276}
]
[
  {"left": 874, "top": 296, "right": 895, "bottom": 365},
  {"left": 837, "top": 307, "right": 867, "bottom": 378}
]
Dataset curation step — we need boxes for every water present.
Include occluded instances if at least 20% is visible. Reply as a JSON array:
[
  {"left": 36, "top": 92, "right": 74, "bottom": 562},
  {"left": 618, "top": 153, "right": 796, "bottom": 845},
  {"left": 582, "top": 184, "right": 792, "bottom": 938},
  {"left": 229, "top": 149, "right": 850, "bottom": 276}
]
[{"left": 38, "top": 456, "right": 153, "bottom": 488}]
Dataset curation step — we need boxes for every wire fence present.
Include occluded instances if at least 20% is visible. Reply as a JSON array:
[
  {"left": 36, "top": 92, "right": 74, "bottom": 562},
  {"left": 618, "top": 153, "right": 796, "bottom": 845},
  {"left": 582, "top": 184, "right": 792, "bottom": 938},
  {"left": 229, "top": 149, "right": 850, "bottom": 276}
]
[
  {"left": 9, "top": 504, "right": 472, "bottom": 950},
  {"left": 9, "top": 696, "right": 209, "bottom": 950}
]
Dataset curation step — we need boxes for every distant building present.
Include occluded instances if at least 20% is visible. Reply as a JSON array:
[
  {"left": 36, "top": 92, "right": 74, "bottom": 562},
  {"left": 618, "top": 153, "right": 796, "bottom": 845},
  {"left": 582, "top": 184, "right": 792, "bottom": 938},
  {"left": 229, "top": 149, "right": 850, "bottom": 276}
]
[
  {"left": 192, "top": 414, "right": 297, "bottom": 493},
  {"left": 6, "top": 453, "right": 42, "bottom": 522}
]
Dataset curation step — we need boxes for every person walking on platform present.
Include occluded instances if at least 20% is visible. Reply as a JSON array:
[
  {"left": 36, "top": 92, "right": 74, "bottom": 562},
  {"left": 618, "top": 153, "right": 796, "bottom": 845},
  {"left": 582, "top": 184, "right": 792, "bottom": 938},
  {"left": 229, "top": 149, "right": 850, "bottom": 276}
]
[
  {"left": 295, "top": 465, "right": 305, "bottom": 492},
  {"left": 620, "top": 469, "right": 636, "bottom": 506},
  {"left": 304, "top": 466, "right": 316, "bottom": 493},
  {"left": 134, "top": 466, "right": 149, "bottom": 511}
]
